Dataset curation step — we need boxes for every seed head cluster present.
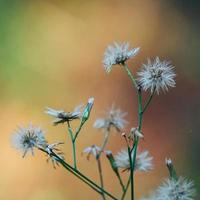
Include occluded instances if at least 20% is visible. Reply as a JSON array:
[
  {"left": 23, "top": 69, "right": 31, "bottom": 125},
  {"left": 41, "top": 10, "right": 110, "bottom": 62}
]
[
  {"left": 45, "top": 105, "right": 83, "bottom": 125},
  {"left": 103, "top": 42, "right": 140, "bottom": 73},
  {"left": 83, "top": 145, "right": 101, "bottom": 160},
  {"left": 12, "top": 124, "right": 46, "bottom": 157},
  {"left": 93, "top": 105, "right": 128, "bottom": 132},
  {"left": 140, "top": 177, "right": 196, "bottom": 200},
  {"left": 137, "top": 57, "right": 176, "bottom": 94},
  {"left": 115, "top": 149, "right": 153, "bottom": 172}
]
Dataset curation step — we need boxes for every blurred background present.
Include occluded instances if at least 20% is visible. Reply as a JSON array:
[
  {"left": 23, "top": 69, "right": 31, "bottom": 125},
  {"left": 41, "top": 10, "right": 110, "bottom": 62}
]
[{"left": 0, "top": 0, "right": 199, "bottom": 199}]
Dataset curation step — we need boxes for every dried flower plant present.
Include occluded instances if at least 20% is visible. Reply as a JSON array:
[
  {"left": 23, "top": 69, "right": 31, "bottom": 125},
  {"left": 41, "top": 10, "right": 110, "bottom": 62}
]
[{"left": 11, "top": 42, "right": 195, "bottom": 200}]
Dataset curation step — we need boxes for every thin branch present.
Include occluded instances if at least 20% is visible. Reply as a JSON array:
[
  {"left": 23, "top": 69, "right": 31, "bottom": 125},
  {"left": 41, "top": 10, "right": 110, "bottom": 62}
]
[
  {"left": 142, "top": 89, "right": 155, "bottom": 114},
  {"left": 121, "top": 177, "right": 130, "bottom": 200},
  {"left": 67, "top": 122, "right": 77, "bottom": 169},
  {"left": 97, "top": 129, "right": 110, "bottom": 159},
  {"left": 44, "top": 149, "right": 118, "bottom": 200},
  {"left": 97, "top": 156, "right": 106, "bottom": 200},
  {"left": 73, "top": 122, "right": 84, "bottom": 142}
]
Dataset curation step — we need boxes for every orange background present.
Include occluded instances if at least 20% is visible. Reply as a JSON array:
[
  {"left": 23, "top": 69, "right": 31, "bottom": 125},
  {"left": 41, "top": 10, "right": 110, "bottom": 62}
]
[{"left": 0, "top": 0, "right": 199, "bottom": 199}]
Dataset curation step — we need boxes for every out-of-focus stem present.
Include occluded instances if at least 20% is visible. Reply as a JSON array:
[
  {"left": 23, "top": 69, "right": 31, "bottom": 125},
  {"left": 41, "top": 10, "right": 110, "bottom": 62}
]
[
  {"left": 97, "top": 129, "right": 110, "bottom": 159},
  {"left": 121, "top": 177, "right": 130, "bottom": 200},
  {"left": 96, "top": 128, "right": 112, "bottom": 199},
  {"left": 116, "top": 173, "right": 125, "bottom": 193},
  {"left": 97, "top": 156, "right": 106, "bottom": 200}
]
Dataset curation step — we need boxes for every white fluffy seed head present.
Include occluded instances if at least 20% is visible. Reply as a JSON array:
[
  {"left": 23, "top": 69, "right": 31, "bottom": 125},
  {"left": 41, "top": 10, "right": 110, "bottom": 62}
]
[
  {"left": 137, "top": 57, "right": 176, "bottom": 94},
  {"left": 45, "top": 142, "right": 65, "bottom": 168},
  {"left": 140, "top": 177, "right": 196, "bottom": 200},
  {"left": 45, "top": 104, "right": 83, "bottom": 125},
  {"left": 93, "top": 104, "right": 128, "bottom": 132},
  {"left": 114, "top": 149, "right": 153, "bottom": 172},
  {"left": 135, "top": 151, "right": 154, "bottom": 171},
  {"left": 83, "top": 145, "right": 101, "bottom": 160},
  {"left": 156, "top": 177, "right": 196, "bottom": 200},
  {"left": 103, "top": 42, "right": 140, "bottom": 73},
  {"left": 11, "top": 124, "right": 47, "bottom": 157}
]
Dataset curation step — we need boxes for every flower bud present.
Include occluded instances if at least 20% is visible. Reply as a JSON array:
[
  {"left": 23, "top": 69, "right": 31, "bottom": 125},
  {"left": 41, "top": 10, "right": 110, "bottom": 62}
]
[
  {"left": 105, "top": 150, "right": 118, "bottom": 174},
  {"left": 129, "top": 127, "right": 143, "bottom": 140},
  {"left": 165, "top": 158, "right": 178, "bottom": 181},
  {"left": 81, "top": 97, "right": 94, "bottom": 123}
]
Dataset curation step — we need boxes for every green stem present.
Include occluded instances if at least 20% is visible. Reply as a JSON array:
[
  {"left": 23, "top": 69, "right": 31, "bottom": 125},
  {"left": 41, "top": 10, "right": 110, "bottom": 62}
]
[
  {"left": 122, "top": 63, "right": 138, "bottom": 89},
  {"left": 97, "top": 129, "right": 110, "bottom": 159},
  {"left": 61, "top": 159, "right": 102, "bottom": 194},
  {"left": 73, "top": 122, "right": 84, "bottom": 142},
  {"left": 122, "top": 63, "right": 155, "bottom": 200},
  {"left": 137, "top": 88, "right": 143, "bottom": 131},
  {"left": 142, "top": 89, "right": 155, "bottom": 114},
  {"left": 59, "top": 158, "right": 117, "bottom": 199},
  {"left": 166, "top": 161, "right": 178, "bottom": 181},
  {"left": 116, "top": 173, "right": 125, "bottom": 193},
  {"left": 97, "top": 157, "right": 106, "bottom": 200},
  {"left": 123, "top": 63, "right": 142, "bottom": 200},
  {"left": 122, "top": 63, "right": 143, "bottom": 200},
  {"left": 128, "top": 146, "right": 134, "bottom": 200},
  {"left": 121, "top": 177, "right": 130, "bottom": 200},
  {"left": 43, "top": 149, "right": 118, "bottom": 200},
  {"left": 67, "top": 122, "right": 77, "bottom": 169},
  {"left": 38, "top": 147, "right": 102, "bottom": 194},
  {"left": 62, "top": 162, "right": 117, "bottom": 199},
  {"left": 106, "top": 153, "right": 125, "bottom": 193},
  {"left": 131, "top": 89, "right": 143, "bottom": 200}
]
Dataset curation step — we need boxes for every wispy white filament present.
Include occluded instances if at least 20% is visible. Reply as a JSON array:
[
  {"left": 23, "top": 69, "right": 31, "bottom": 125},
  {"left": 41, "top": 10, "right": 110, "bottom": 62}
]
[
  {"left": 12, "top": 124, "right": 46, "bottom": 157},
  {"left": 93, "top": 104, "right": 128, "bottom": 132},
  {"left": 140, "top": 177, "right": 196, "bottom": 200},
  {"left": 115, "top": 149, "right": 153, "bottom": 172},
  {"left": 45, "top": 142, "right": 65, "bottom": 168},
  {"left": 137, "top": 57, "right": 176, "bottom": 94},
  {"left": 83, "top": 145, "right": 101, "bottom": 160},
  {"left": 45, "top": 104, "right": 83, "bottom": 125},
  {"left": 157, "top": 177, "right": 196, "bottom": 200},
  {"left": 103, "top": 42, "right": 140, "bottom": 73}
]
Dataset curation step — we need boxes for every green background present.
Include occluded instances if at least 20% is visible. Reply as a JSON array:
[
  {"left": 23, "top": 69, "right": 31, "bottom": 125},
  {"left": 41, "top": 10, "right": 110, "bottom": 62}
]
[{"left": 0, "top": 0, "right": 199, "bottom": 199}]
